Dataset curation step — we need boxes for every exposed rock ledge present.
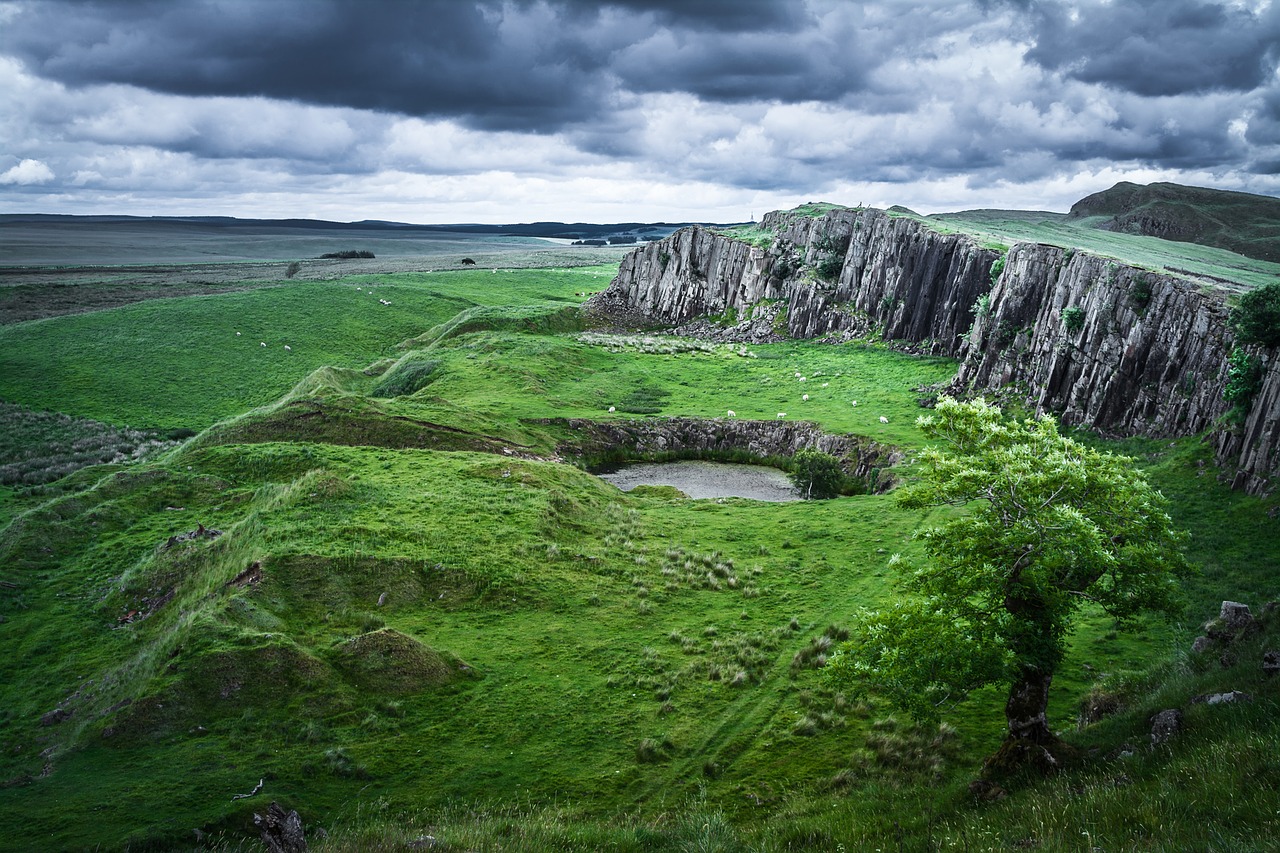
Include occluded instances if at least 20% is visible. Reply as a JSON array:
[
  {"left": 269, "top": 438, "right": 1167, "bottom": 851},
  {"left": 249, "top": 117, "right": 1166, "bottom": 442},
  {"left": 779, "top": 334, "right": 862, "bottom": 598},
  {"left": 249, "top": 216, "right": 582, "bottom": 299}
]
[
  {"left": 546, "top": 417, "right": 902, "bottom": 491},
  {"left": 586, "top": 207, "right": 1280, "bottom": 496}
]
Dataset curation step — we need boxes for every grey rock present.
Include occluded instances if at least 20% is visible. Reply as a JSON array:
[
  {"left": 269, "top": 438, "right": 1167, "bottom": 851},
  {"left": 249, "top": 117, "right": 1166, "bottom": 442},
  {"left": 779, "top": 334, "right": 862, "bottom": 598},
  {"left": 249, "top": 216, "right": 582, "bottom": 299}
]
[
  {"left": 255, "top": 802, "right": 307, "bottom": 853},
  {"left": 551, "top": 416, "right": 901, "bottom": 489},
  {"left": 1150, "top": 708, "right": 1183, "bottom": 746},
  {"left": 1190, "top": 635, "right": 1215, "bottom": 654},
  {"left": 39, "top": 708, "right": 70, "bottom": 727},
  {"left": 1263, "top": 650, "right": 1279, "bottom": 677},
  {"left": 1191, "top": 690, "right": 1254, "bottom": 705},
  {"left": 1219, "top": 601, "right": 1255, "bottom": 631}
]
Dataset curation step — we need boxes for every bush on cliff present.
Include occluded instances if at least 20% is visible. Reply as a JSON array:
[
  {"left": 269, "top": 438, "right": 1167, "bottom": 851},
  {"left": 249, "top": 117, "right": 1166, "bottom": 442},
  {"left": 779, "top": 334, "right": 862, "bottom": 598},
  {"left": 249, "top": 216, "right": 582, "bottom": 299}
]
[{"left": 1230, "top": 280, "right": 1280, "bottom": 347}]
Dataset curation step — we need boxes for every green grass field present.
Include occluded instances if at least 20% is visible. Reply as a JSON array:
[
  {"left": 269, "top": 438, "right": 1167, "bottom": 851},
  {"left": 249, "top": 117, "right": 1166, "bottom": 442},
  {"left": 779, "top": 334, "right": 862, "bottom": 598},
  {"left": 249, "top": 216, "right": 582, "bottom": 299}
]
[{"left": 1, "top": 253, "right": 1278, "bottom": 851}]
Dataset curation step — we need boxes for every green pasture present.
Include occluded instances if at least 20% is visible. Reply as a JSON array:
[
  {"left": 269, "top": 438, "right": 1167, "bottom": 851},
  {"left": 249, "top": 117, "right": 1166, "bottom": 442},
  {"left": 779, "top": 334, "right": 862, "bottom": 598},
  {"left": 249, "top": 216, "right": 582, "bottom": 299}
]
[{"left": 0, "top": 266, "right": 611, "bottom": 431}]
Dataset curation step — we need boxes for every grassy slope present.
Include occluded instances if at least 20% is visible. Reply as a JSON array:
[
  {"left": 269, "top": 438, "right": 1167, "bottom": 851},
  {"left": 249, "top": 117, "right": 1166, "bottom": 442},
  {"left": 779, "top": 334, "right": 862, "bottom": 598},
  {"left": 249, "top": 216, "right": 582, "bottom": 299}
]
[
  {"left": 1068, "top": 181, "right": 1280, "bottom": 264},
  {"left": 0, "top": 267, "right": 613, "bottom": 431},
  {"left": 912, "top": 209, "right": 1280, "bottom": 293},
  {"left": 0, "top": 256, "right": 1277, "bottom": 850}
]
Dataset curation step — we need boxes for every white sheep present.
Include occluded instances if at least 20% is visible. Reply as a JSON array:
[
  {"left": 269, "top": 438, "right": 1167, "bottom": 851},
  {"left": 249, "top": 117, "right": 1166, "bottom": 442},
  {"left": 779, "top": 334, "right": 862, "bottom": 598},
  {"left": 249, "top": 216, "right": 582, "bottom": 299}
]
[
  {"left": 260, "top": 342, "right": 267, "bottom": 347},
  {"left": 802, "top": 394, "right": 810, "bottom": 401},
  {"left": 798, "top": 377, "right": 806, "bottom": 382},
  {"left": 726, "top": 410, "right": 736, "bottom": 418},
  {"left": 794, "top": 372, "right": 801, "bottom": 378},
  {"left": 608, "top": 406, "right": 616, "bottom": 413},
  {"left": 284, "top": 345, "right": 291, "bottom": 351},
  {"left": 851, "top": 400, "right": 858, "bottom": 407},
  {"left": 879, "top": 416, "right": 889, "bottom": 424},
  {"left": 822, "top": 382, "right": 829, "bottom": 387},
  {"left": 777, "top": 412, "right": 786, "bottom": 419},
  {"left": 235, "top": 331, "right": 241, "bottom": 336}
]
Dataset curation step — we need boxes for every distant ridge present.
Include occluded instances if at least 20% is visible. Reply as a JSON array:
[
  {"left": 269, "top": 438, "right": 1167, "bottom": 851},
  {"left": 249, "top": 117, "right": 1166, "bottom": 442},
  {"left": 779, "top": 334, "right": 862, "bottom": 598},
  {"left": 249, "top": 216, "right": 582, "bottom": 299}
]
[
  {"left": 0, "top": 213, "right": 732, "bottom": 242},
  {"left": 1069, "top": 181, "right": 1280, "bottom": 263}
]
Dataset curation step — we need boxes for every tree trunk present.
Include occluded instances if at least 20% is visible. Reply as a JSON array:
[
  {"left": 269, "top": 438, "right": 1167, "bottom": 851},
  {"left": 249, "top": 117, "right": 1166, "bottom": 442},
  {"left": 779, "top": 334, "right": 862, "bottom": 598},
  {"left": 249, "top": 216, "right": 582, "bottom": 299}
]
[{"left": 1004, "top": 666, "right": 1054, "bottom": 743}]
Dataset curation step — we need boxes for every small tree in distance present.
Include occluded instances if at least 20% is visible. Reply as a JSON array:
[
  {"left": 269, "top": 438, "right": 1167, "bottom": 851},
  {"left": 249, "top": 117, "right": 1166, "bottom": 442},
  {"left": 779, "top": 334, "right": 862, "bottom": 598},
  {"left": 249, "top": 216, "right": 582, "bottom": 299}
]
[
  {"left": 789, "top": 447, "right": 845, "bottom": 499},
  {"left": 827, "top": 397, "right": 1189, "bottom": 776}
]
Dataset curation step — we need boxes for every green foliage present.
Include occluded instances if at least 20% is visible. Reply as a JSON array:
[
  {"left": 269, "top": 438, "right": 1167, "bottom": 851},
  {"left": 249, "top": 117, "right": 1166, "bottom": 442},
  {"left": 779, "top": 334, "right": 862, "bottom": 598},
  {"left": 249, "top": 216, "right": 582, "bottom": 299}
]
[
  {"left": 815, "top": 254, "right": 844, "bottom": 281},
  {"left": 829, "top": 398, "right": 1190, "bottom": 734},
  {"left": 789, "top": 448, "right": 845, "bottom": 499},
  {"left": 1129, "top": 275, "right": 1153, "bottom": 309},
  {"left": 1223, "top": 346, "right": 1264, "bottom": 420},
  {"left": 989, "top": 253, "right": 1006, "bottom": 287},
  {"left": 1229, "top": 280, "right": 1280, "bottom": 347},
  {"left": 1062, "top": 305, "right": 1086, "bottom": 334}
]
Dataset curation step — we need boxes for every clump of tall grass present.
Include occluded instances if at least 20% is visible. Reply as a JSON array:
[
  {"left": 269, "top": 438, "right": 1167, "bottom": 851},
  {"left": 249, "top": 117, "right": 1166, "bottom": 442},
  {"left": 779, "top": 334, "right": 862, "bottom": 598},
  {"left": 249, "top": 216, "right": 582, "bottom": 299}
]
[{"left": 0, "top": 401, "right": 181, "bottom": 487}]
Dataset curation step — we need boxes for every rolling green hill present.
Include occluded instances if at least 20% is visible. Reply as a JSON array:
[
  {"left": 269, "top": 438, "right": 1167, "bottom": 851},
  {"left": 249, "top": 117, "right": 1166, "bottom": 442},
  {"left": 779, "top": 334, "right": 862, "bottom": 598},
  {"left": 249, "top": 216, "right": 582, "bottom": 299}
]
[
  {"left": 1, "top": 223, "right": 1278, "bottom": 850},
  {"left": 1069, "top": 181, "right": 1280, "bottom": 264}
]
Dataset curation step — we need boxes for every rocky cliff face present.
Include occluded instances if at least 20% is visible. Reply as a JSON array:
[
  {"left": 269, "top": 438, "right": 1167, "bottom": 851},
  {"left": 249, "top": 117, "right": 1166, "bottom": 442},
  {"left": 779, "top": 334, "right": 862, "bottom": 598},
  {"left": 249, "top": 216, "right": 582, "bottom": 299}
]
[{"left": 586, "top": 207, "right": 1280, "bottom": 496}]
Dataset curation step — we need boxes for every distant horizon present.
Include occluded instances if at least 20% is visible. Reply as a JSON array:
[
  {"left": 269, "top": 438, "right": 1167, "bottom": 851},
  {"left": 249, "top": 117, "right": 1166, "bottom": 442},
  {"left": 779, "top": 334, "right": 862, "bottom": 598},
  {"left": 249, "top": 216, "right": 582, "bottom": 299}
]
[{"left": 5, "top": 177, "right": 1280, "bottom": 229}]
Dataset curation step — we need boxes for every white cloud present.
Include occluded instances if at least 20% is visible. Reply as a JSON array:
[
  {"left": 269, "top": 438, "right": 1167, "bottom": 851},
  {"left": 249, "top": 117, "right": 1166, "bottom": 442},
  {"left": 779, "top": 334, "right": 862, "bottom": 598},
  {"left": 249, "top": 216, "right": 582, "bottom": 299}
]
[{"left": 0, "top": 157, "right": 54, "bottom": 184}]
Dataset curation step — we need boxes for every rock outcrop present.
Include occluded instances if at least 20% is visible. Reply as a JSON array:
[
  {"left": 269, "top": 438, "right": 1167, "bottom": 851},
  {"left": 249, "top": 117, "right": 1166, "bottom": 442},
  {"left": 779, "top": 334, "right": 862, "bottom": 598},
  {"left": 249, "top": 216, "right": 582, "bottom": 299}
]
[
  {"left": 551, "top": 416, "right": 902, "bottom": 490},
  {"left": 587, "top": 206, "right": 1280, "bottom": 495}
]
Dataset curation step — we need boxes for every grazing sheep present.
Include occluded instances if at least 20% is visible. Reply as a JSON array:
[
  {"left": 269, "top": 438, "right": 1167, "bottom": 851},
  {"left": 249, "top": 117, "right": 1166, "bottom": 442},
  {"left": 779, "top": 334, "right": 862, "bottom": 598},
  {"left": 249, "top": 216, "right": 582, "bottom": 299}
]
[
  {"left": 879, "top": 416, "right": 889, "bottom": 424},
  {"left": 608, "top": 406, "right": 616, "bottom": 413},
  {"left": 777, "top": 412, "right": 786, "bottom": 419},
  {"left": 822, "top": 382, "right": 829, "bottom": 387},
  {"left": 802, "top": 394, "right": 809, "bottom": 401},
  {"left": 284, "top": 345, "right": 291, "bottom": 351},
  {"left": 798, "top": 377, "right": 806, "bottom": 382},
  {"left": 260, "top": 342, "right": 267, "bottom": 347},
  {"left": 794, "top": 372, "right": 801, "bottom": 378},
  {"left": 236, "top": 331, "right": 241, "bottom": 336},
  {"left": 726, "top": 410, "right": 736, "bottom": 417},
  {"left": 851, "top": 400, "right": 858, "bottom": 407}
]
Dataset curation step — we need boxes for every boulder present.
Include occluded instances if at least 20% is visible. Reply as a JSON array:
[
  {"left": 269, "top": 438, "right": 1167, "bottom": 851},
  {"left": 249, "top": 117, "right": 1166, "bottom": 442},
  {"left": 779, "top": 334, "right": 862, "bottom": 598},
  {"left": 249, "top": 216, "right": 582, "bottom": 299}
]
[
  {"left": 1150, "top": 709, "right": 1183, "bottom": 746},
  {"left": 255, "top": 802, "right": 307, "bottom": 853},
  {"left": 1190, "top": 635, "right": 1215, "bottom": 654},
  {"left": 1264, "top": 650, "right": 1279, "bottom": 677}
]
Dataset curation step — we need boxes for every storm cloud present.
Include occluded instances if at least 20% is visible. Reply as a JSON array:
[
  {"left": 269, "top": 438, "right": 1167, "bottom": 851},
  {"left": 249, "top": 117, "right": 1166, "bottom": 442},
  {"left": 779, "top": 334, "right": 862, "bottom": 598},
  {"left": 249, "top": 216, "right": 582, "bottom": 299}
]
[{"left": 0, "top": 0, "right": 1277, "bottom": 221}]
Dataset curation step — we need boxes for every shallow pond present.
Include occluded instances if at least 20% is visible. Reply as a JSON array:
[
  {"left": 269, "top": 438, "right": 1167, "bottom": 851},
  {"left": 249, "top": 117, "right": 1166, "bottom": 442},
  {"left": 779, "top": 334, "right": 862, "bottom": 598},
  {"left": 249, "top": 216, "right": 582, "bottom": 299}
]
[{"left": 596, "top": 460, "right": 800, "bottom": 502}]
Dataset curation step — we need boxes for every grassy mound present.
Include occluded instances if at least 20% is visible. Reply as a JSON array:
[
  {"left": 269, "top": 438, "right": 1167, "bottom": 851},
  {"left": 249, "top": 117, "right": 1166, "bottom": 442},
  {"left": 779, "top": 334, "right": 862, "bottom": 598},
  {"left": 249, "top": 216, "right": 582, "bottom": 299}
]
[{"left": 331, "top": 628, "right": 471, "bottom": 694}]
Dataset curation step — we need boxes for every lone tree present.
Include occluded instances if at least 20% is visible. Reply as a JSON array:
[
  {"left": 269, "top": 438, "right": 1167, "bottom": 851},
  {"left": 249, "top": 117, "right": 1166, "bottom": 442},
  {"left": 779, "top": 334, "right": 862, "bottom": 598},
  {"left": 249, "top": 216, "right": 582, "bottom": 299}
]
[
  {"left": 789, "top": 447, "right": 845, "bottom": 499},
  {"left": 828, "top": 397, "right": 1189, "bottom": 775}
]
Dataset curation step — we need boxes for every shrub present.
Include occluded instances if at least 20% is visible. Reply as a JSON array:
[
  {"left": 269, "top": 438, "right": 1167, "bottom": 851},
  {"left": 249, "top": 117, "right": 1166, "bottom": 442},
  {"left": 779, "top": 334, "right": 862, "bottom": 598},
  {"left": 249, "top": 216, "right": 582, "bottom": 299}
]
[
  {"left": 816, "top": 254, "right": 843, "bottom": 281},
  {"left": 319, "top": 250, "right": 375, "bottom": 259},
  {"left": 1223, "top": 346, "right": 1264, "bottom": 421},
  {"left": 789, "top": 448, "right": 844, "bottom": 499},
  {"left": 1230, "top": 280, "right": 1280, "bottom": 347},
  {"left": 1130, "top": 276, "right": 1153, "bottom": 310},
  {"left": 1062, "top": 305, "right": 1086, "bottom": 334},
  {"left": 989, "top": 253, "right": 1006, "bottom": 286}
]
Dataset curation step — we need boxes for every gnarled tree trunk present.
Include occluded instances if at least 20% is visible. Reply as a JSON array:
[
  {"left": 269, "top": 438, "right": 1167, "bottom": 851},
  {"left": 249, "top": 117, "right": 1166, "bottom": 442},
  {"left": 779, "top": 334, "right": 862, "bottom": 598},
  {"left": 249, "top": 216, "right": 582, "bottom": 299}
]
[{"left": 1005, "top": 666, "right": 1054, "bottom": 743}]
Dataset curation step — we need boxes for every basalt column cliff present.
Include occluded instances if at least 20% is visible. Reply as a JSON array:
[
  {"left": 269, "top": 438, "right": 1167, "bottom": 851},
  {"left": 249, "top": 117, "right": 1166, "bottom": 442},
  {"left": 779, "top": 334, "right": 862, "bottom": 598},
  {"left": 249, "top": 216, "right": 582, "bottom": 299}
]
[{"left": 586, "top": 207, "right": 1279, "bottom": 495}]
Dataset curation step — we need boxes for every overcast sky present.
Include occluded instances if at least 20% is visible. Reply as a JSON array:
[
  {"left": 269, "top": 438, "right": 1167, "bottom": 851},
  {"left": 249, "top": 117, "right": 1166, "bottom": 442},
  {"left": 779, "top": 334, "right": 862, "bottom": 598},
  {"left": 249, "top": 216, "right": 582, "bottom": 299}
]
[{"left": 1, "top": 0, "right": 1278, "bottom": 223}]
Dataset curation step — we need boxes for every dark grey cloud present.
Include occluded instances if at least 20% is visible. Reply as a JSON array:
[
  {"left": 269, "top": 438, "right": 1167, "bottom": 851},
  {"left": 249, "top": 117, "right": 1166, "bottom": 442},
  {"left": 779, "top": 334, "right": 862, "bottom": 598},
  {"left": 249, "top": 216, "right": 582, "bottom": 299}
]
[
  {"left": 1025, "top": 0, "right": 1280, "bottom": 96},
  {"left": 5, "top": 0, "right": 616, "bottom": 130},
  {"left": 2, "top": 0, "right": 1278, "bottom": 220}
]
